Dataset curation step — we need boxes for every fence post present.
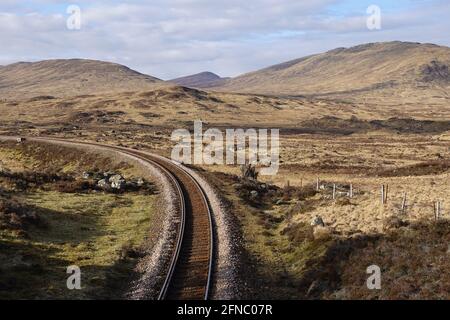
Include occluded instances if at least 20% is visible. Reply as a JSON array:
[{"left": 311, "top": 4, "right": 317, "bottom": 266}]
[
  {"left": 385, "top": 184, "right": 389, "bottom": 204},
  {"left": 316, "top": 177, "right": 320, "bottom": 191},
  {"left": 381, "top": 185, "right": 385, "bottom": 205},
  {"left": 401, "top": 192, "right": 407, "bottom": 213},
  {"left": 435, "top": 201, "right": 442, "bottom": 220},
  {"left": 349, "top": 184, "right": 353, "bottom": 198},
  {"left": 333, "top": 184, "right": 336, "bottom": 200}
]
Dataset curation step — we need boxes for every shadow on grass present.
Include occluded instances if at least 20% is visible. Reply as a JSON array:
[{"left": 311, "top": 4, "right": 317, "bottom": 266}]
[
  {"left": 0, "top": 238, "right": 141, "bottom": 300},
  {"left": 0, "top": 197, "right": 142, "bottom": 300}
]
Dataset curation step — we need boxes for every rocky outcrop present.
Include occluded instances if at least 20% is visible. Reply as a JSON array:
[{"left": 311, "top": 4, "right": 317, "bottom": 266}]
[{"left": 82, "top": 171, "right": 150, "bottom": 192}]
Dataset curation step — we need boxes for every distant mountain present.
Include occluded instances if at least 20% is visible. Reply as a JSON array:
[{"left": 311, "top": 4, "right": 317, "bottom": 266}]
[
  {"left": 213, "top": 41, "right": 450, "bottom": 104},
  {"left": 170, "top": 72, "right": 229, "bottom": 88},
  {"left": 0, "top": 59, "right": 166, "bottom": 99}
]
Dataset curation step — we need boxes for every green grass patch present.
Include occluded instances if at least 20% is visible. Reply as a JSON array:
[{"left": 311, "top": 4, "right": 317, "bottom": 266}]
[{"left": 0, "top": 191, "right": 156, "bottom": 299}]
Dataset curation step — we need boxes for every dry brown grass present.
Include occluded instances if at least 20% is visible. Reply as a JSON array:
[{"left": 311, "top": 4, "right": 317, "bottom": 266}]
[{"left": 327, "top": 220, "right": 450, "bottom": 300}]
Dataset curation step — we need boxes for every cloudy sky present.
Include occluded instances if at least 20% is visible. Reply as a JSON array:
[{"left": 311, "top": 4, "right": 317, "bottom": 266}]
[{"left": 0, "top": 0, "right": 449, "bottom": 79}]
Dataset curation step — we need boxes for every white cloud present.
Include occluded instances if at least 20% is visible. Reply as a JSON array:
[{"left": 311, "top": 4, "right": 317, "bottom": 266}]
[{"left": 0, "top": 0, "right": 449, "bottom": 78}]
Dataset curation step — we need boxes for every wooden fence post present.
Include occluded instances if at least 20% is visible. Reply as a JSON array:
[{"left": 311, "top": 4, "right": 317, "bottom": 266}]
[
  {"left": 435, "top": 201, "right": 442, "bottom": 221},
  {"left": 381, "top": 185, "right": 385, "bottom": 205},
  {"left": 401, "top": 192, "right": 407, "bottom": 213},
  {"left": 333, "top": 184, "right": 336, "bottom": 200},
  {"left": 385, "top": 184, "right": 389, "bottom": 204},
  {"left": 316, "top": 177, "right": 320, "bottom": 191}
]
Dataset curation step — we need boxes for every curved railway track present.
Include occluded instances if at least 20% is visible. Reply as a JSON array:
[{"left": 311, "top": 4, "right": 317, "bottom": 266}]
[
  {"left": 1, "top": 137, "right": 214, "bottom": 300},
  {"left": 114, "top": 147, "right": 214, "bottom": 300}
]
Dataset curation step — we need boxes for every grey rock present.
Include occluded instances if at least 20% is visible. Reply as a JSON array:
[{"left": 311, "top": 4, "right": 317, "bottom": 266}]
[
  {"left": 109, "top": 174, "right": 125, "bottom": 190},
  {"left": 98, "top": 179, "right": 109, "bottom": 189},
  {"left": 82, "top": 172, "right": 91, "bottom": 179},
  {"left": 136, "top": 178, "right": 145, "bottom": 186},
  {"left": 111, "top": 179, "right": 125, "bottom": 190},
  {"left": 311, "top": 215, "right": 325, "bottom": 227},
  {"left": 109, "top": 174, "right": 124, "bottom": 183}
]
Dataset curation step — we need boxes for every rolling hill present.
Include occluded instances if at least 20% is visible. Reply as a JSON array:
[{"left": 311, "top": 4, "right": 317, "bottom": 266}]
[
  {"left": 0, "top": 59, "right": 166, "bottom": 99},
  {"left": 214, "top": 41, "right": 450, "bottom": 105},
  {"left": 169, "top": 71, "right": 228, "bottom": 88}
]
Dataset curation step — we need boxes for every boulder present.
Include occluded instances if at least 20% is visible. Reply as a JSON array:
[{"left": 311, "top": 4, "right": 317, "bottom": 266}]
[
  {"left": 97, "top": 179, "right": 109, "bottom": 189},
  {"left": 109, "top": 174, "right": 125, "bottom": 190},
  {"left": 136, "top": 178, "right": 145, "bottom": 186},
  {"left": 82, "top": 172, "right": 91, "bottom": 179},
  {"left": 109, "top": 174, "right": 124, "bottom": 183},
  {"left": 311, "top": 215, "right": 325, "bottom": 227},
  {"left": 111, "top": 179, "right": 125, "bottom": 190}
]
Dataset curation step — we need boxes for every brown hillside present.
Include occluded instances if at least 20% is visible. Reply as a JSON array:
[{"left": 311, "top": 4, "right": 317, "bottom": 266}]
[
  {"left": 170, "top": 72, "right": 228, "bottom": 88},
  {"left": 0, "top": 59, "right": 166, "bottom": 100},
  {"left": 214, "top": 41, "right": 450, "bottom": 105}
]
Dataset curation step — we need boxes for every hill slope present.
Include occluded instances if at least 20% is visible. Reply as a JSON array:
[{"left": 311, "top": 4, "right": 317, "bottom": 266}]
[
  {"left": 170, "top": 71, "right": 228, "bottom": 88},
  {"left": 214, "top": 42, "right": 450, "bottom": 104},
  {"left": 0, "top": 59, "right": 165, "bottom": 99}
]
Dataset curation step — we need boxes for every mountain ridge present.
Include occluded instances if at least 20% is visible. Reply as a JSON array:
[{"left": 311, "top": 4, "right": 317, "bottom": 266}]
[
  {"left": 169, "top": 71, "right": 229, "bottom": 88},
  {"left": 212, "top": 41, "right": 450, "bottom": 105},
  {"left": 0, "top": 59, "right": 166, "bottom": 99}
]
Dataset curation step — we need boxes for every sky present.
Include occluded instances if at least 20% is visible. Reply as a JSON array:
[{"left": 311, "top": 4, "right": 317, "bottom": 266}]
[{"left": 0, "top": 0, "right": 449, "bottom": 79}]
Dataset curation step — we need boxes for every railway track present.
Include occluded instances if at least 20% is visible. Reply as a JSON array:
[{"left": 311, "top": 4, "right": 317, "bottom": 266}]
[
  {"left": 0, "top": 136, "right": 214, "bottom": 300},
  {"left": 112, "top": 147, "right": 214, "bottom": 300}
]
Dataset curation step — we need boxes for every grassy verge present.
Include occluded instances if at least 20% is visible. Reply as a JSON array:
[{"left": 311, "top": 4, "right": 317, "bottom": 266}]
[
  {"left": 0, "top": 141, "right": 158, "bottom": 300},
  {"left": 203, "top": 171, "right": 332, "bottom": 299},
  {"left": 0, "top": 191, "right": 156, "bottom": 299},
  {"left": 205, "top": 170, "right": 450, "bottom": 300}
]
